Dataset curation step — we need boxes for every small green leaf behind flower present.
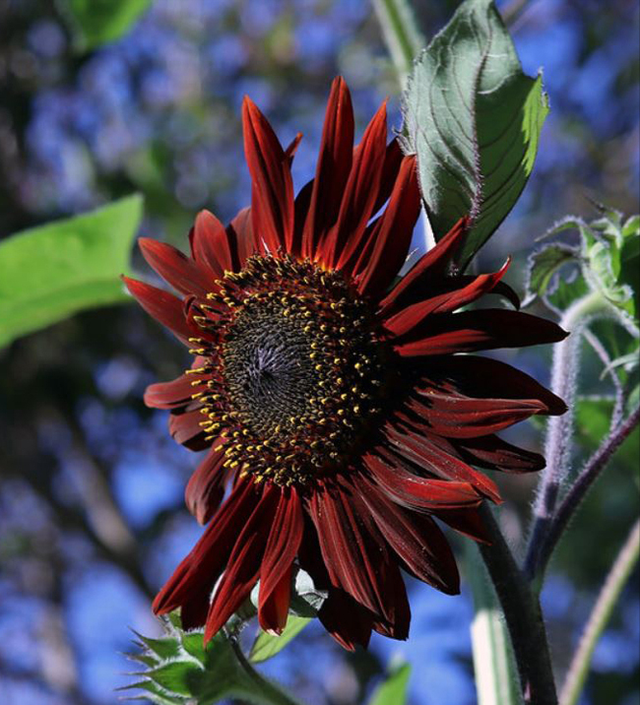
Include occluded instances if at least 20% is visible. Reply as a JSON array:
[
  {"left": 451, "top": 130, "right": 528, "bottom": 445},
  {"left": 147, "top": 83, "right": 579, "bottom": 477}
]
[
  {"left": 124, "top": 614, "right": 302, "bottom": 705},
  {"left": 368, "top": 663, "right": 411, "bottom": 705},
  {"left": 0, "top": 195, "right": 142, "bottom": 350},
  {"left": 400, "top": 0, "right": 549, "bottom": 270}
]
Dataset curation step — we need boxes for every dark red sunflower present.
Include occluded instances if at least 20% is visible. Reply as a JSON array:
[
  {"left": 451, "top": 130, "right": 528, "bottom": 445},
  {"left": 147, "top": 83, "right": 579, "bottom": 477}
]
[{"left": 124, "top": 77, "right": 567, "bottom": 650}]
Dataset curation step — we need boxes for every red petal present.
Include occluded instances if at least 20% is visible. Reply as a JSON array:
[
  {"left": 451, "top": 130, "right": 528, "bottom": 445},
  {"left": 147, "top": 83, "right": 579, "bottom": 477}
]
[
  {"left": 204, "top": 483, "right": 280, "bottom": 642},
  {"left": 455, "top": 434, "right": 546, "bottom": 473},
  {"left": 242, "top": 97, "right": 294, "bottom": 254},
  {"left": 363, "top": 452, "right": 482, "bottom": 511},
  {"left": 188, "top": 210, "right": 231, "bottom": 277},
  {"left": 418, "top": 355, "right": 567, "bottom": 416},
  {"left": 395, "top": 309, "right": 569, "bottom": 357},
  {"left": 139, "top": 238, "right": 215, "bottom": 299},
  {"left": 437, "top": 508, "right": 492, "bottom": 544},
  {"left": 227, "top": 206, "right": 257, "bottom": 267},
  {"left": 320, "top": 101, "right": 389, "bottom": 268},
  {"left": 380, "top": 217, "right": 470, "bottom": 315},
  {"left": 185, "top": 447, "right": 228, "bottom": 525},
  {"left": 372, "top": 139, "right": 404, "bottom": 215},
  {"left": 302, "top": 77, "right": 354, "bottom": 259},
  {"left": 350, "top": 155, "right": 421, "bottom": 296},
  {"left": 383, "top": 260, "right": 511, "bottom": 337},
  {"left": 153, "top": 478, "right": 259, "bottom": 614},
  {"left": 359, "top": 474, "right": 460, "bottom": 594},
  {"left": 308, "top": 480, "right": 409, "bottom": 633},
  {"left": 318, "top": 588, "right": 373, "bottom": 651},
  {"left": 144, "top": 373, "right": 198, "bottom": 410},
  {"left": 168, "top": 408, "right": 208, "bottom": 450},
  {"left": 384, "top": 422, "right": 502, "bottom": 502},
  {"left": 284, "top": 132, "right": 303, "bottom": 164},
  {"left": 123, "top": 276, "right": 196, "bottom": 344},
  {"left": 259, "top": 563, "right": 294, "bottom": 636},
  {"left": 258, "top": 487, "right": 304, "bottom": 635},
  {"left": 405, "top": 392, "right": 547, "bottom": 439}
]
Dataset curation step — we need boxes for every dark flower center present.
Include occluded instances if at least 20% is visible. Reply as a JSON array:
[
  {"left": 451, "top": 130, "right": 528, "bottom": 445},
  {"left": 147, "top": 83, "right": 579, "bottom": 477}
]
[{"left": 187, "top": 255, "right": 387, "bottom": 486}]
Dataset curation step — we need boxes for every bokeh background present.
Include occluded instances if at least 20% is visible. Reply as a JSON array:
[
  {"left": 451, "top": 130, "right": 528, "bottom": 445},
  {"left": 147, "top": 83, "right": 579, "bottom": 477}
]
[{"left": 0, "top": 0, "right": 638, "bottom": 704}]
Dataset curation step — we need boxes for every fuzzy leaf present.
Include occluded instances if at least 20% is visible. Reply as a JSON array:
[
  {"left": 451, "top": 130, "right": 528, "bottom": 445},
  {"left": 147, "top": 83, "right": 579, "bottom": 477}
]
[
  {"left": 0, "top": 195, "right": 142, "bottom": 349},
  {"left": 133, "top": 632, "right": 181, "bottom": 661},
  {"left": 369, "top": 663, "right": 411, "bottom": 705},
  {"left": 401, "top": 0, "right": 548, "bottom": 269},
  {"left": 249, "top": 615, "right": 312, "bottom": 664},
  {"left": 524, "top": 242, "right": 581, "bottom": 304}
]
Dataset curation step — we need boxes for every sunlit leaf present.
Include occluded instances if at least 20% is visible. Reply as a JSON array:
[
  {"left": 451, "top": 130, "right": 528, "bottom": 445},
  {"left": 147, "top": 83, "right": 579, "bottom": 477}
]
[
  {"left": 401, "top": 0, "right": 548, "bottom": 269},
  {"left": 369, "top": 663, "right": 411, "bottom": 705},
  {"left": 58, "top": 0, "right": 152, "bottom": 51},
  {"left": 249, "top": 615, "right": 312, "bottom": 664},
  {"left": 0, "top": 195, "right": 142, "bottom": 349}
]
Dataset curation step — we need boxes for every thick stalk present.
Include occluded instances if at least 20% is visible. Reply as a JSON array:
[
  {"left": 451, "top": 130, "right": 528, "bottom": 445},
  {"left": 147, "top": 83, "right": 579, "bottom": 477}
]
[
  {"left": 559, "top": 519, "right": 640, "bottom": 705},
  {"left": 478, "top": 505, "right": 558, "bottom": 705},
  {"left": 525, "top": 291, "right": 609, "bottom": 579}
]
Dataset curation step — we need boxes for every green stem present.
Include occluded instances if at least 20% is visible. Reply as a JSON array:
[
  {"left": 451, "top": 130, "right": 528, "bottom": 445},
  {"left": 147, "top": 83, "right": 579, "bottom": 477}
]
[
  {"left": 228, "top": 636, "right": 305, "bottom": 705},
  {"left": 467, "top": 542, "right": 522, "bottom": 705},
  {"left": 372, "top": 0, "right": 424, "bottom": 88},
  {"left": 559, "top": 518, "right": 640, "bottom": 705},
  {"left": 478, "top": 505, "right": 558, "bottom": 705}
]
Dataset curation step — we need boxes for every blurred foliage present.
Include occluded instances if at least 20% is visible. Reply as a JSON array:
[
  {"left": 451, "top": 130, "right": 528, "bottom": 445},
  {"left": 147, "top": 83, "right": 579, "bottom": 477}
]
[
  {"left": 57, "top": 0, "right": 153, "bottom": 51},
  {"left": 0, "top": 0, "right": 638, "bottom": 704},
  {"left": 0, "top": 195, "right": 141, "bottom": 348}
]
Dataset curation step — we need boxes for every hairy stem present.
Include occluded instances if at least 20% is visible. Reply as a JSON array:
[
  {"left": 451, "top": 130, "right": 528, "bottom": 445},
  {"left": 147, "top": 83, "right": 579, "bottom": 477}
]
[
  {"left": 478, "top": 505, "right": 558, "bottom": 705},
  {"left": 535, "top": 405, "right": 639, "bottom": 578},
  {"left": 559, "top": 519, "right": 640, "bottom": 705},
  {"left": 525, "top": 290, "right": 609, "bottom": 579}
]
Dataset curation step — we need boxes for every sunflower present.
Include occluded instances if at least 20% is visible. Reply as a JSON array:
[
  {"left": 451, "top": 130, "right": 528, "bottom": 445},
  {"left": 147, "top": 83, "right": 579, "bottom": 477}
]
[{"left": 124, "top": 77, "right": 567, "bottom": 650}]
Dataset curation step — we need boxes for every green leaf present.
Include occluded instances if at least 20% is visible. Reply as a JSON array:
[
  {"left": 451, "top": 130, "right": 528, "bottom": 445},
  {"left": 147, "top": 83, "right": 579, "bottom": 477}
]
[
  {"left": 525, "top": 242, "right": 581, "bottom": 304},
  {"left": 369, "top": 663, "right": 411, "bottom": 705},
  {"left": 57, "top": 0, "right": 152, "bottom": 51},
  {"left": 249, "top": 615, "right": 312, "bottom": 664},
  {"left": 133, "top": 631, "right": 181, "bottom": 661},
  {"left": 0, "top": 195, "right": 142, "bottom": 349},
  {"left": 400, "top": 0, "right": 548, "bottom": 269},
  {"left": 145, "top": 661, "right": 203, "bottom": 697}
]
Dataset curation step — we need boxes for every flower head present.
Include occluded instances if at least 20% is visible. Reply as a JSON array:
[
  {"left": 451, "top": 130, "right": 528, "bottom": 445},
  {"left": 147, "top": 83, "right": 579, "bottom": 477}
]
[{"left": 124, "top": 78, "right": 567, "bottom": 649}]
